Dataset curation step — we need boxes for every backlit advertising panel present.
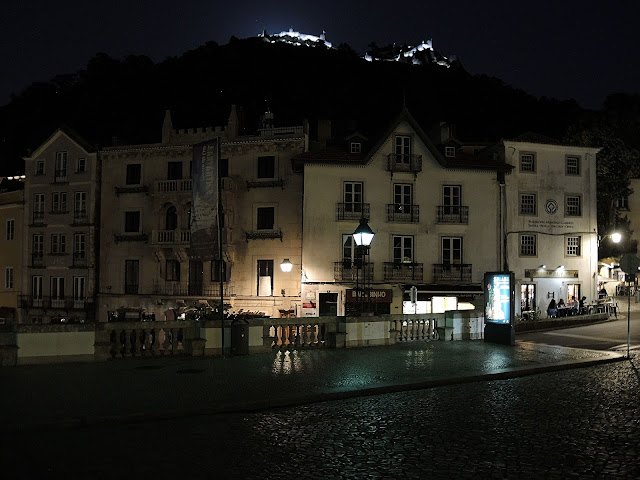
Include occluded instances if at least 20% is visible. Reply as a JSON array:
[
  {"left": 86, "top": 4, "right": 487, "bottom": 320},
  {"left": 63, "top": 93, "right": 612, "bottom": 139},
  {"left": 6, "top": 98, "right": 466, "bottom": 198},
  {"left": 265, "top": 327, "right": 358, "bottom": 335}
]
[{"left": 484, "top": 272, "right": 514, "bottom": 325}]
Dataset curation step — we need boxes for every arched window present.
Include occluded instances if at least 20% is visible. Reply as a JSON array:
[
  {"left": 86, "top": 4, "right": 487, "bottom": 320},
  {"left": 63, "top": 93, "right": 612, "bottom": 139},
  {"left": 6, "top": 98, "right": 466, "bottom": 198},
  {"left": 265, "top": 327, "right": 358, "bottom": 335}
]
[{"left": 165, "top": 206, "right": 178, "bottom": 230}]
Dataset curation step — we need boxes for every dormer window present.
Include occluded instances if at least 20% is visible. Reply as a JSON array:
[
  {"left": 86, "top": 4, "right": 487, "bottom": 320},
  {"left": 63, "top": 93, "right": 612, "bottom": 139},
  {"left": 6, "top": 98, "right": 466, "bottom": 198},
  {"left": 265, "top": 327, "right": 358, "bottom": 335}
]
[
  {"left": 445, "top": 146, "right": 456, "bottom": 158},
  {"left": 350, "top": 142, "right": 361, "bottom": 154}
]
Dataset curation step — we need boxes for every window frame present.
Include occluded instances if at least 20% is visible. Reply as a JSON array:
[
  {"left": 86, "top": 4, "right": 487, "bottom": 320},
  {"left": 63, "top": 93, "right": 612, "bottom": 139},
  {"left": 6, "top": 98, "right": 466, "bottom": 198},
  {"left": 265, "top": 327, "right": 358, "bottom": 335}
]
[
  {"left": 445, "top": 146, "right": 456, "bottom": 158},
  {"left": 55, "top": 151, "right": 67, "bottom": 176},
  {"left": 124, "top": 211, "right": 141, "bottom": 233},
  {"left": 565, "top": 195, "right": 582, "bottom": 217},
  {"left": 257, "top": 259, "right": 274, "bottom": 296},
  {"left": 6, "top": 219, "right": 15, "bottom": 240},
  {"left": 165, "top": 259, "right": 181, "bottom": 282},
  {"left": 74, "top": 233, "right": 86, "bottom": 258},
  {"left": 350, "top": 142, "right": 362, "bottom": 154},
  {"left": 257, "top": 155, "right": 276, "bottom": 179},
  {"left": 125, "top": 164, "right": 142, "bottom": 185},
  {"left": 51, "top": 233, "right": 66, "bottom": 254},
  {"left": 520, "top": 152, "right": 536, "bottom": 173},
  {"left": 566, "top": 235, "right": 581, "bottom": 257},
  {"left": 5, "top": 267, "right": 14, "bottom": 289},
  {"left": 77, "top": 157, "right": 86, "bottom": 173},
  {"left": 256, "top": 206, "right": 275, "bottom": 230},
  {"left": 441, "top": 236, "right": 463, "bottom": 264},
  {"left": 211, "top": 259, "right": 227, "bottom": 282},
  {"left": 519, "top": 193, "right": 537, "bottom": 216},
  {"left": 36, "top": 160, "right": 45, "bottom": 175},
  {"left": 393, "top": 235, "right": 415, "bottom": 264},
  {"left": 52, "top": 192, "right": 68, "bottom": 213},
  {"left": 565, "top": 155, "right": 581, "bottom": 176},
  {"left": 519, "top": 234, "right": 537, "bottom": 257}
]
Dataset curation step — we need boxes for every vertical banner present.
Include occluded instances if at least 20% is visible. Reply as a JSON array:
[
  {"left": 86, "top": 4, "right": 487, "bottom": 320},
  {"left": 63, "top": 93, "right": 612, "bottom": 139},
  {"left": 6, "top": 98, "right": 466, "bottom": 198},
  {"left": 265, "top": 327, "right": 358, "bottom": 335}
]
[
  {"left": 190, "top": 138, "right": 219, "bottom": 261},
  {"left": 484, "top": 272, "right": 514, "bottom": 326}
]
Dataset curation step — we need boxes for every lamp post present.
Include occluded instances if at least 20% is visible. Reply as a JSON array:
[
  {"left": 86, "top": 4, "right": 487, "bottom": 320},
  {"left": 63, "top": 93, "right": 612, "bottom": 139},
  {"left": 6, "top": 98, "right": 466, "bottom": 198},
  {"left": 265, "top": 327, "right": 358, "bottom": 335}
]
[{"left": 353, "top": 218, "right": 375, "bottom": 314}]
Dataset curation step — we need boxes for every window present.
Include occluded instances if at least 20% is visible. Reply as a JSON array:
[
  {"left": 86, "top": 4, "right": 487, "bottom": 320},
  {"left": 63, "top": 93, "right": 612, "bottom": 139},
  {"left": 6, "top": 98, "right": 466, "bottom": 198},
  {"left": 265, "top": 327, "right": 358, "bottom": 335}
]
[
  {"left": 6, "top": 219, "right": 14, "bottom": 240},
  {"left": 257, "top": 260, "right": 274, "bottom": 296},
  {"left": 5, "top": 267, "right": 13, "bottom": 289},
  {"left": 126, "top": 164, "right": 141, "bottom": 185},
  {"left": 51, "top": 233, "right": 66, "bottom": 254},
  {"left": 33, "top": 193, "right": 45, "bottom": 223},
  {"left": 125, "top": 260, "right": 139, "bottom": 294},
  {"left": 445, "top": 146, "right": 456, "bottom": 158},
  {"left": 566, "top": 156, "right": 580, "bottom": 175},
  {"left": 32, "top": 234, "right": 44, "bottom": 256},
  {"left": 520, "top": 193, "right": 537, "bottom": 215},
  {"left": 125, "top": 211, "right": 141, "bottom": 232},
  {"left": 256, "top": 207, "right": 274, "bottom": 230},
  {"left": 617, "top": 196, "right": 629, "bottom": 210},
  {"left": 344, "top": 182, "right": 363, "bottom": 213},
  {"left": 220, "top": 158, "right": 229, "bottom": 178},
  {"left": 443, "top": 185, "right": 461, "bottom": 213},
  {"left": 74, "top": 191, "right": 87, "bottom": 218},
  {"left": 257, "top": 156, "right": 275, "bottom": 179},
  {"left": 565, "top": 195, "right": 581, "bottom": 216},
  {"left": 77, "top": 157, "right": 86, "bottom": 173},
  {"left": 55, "top": 151, "right": 67, "bottom": 178},
  {"left": 36, "top": 160, "right": 45, "bottom": 175},
  {"left": 211, "top": 259, "right": 227, "bottom": 282},
  {"left": 350, "top": 142, "right": 361, "bottom": 154},
  {"left": 32, "top": 276, "right": 43, "bottom": 305},
  {"left": 393, "top": 235, "right": 414, "bottom": 263},
  {"left": 74, "top": 233, "right": 86, "bottom": 258},
  {"left": 520, "top": 153, "right": 535, "bottom": 172},
  {"left": 342, "top": 234, "right": 363, "bottom": 264},
  {"left": 394, "top": 135, "right": 411, "bottom": 163},
  {"left": 165, "top": 206, "right": 178, "bottom": 230},
  {"left": 520, "top": 234, "right": 537, "bottom": 256},
  {"left": 51, "top": 277, "right": 65, "bottom": 300},
  {"left": 167, "top": 161, "right": 183, "bottom": 180},
  {"left": 52, "top": 192, "right": 67, "bottom": 213},
  {"left": 521, "top": 284, "right": 536, "bottom": 312},
  {"left": 394, "top": 184, "right": 413, "bottom": 211},
  {"left": 566, "top": 236, "right": 581, "bottom": 256},
  {"left": 73, "top": 277, "right": 86, "bottom": 303},
  {"left": 166, "top": 260, "right": 180, "bottom": 281},
  {"left": 442, "top": 237, "right": 462, "bottom": 264}
]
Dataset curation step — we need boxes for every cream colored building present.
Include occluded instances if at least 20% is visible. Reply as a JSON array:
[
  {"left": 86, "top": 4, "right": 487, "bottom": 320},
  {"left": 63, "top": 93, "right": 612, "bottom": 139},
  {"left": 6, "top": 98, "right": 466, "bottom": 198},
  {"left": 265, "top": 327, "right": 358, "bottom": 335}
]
[
  {"left": 97, "top": 108, "right": 307, "bottom": 321},
  {"left": 0, "top": 180, "right": 24, "bottom": 323},
  {"left": 297, "top": 110, "right": 506, "bottom": 316},
  {"left": 21, "top": 130, "right": 99, "bottom": 323},
  {"left": 502, "top": 136, "right": 599, "bottom": 314}
]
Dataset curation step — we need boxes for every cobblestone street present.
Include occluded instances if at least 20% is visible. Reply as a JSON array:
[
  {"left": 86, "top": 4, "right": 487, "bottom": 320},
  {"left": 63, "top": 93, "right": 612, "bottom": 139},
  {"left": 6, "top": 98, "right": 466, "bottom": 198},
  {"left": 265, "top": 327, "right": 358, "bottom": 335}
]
[{"left": 3, "top": 350, "right": 639, "bottom": 479}]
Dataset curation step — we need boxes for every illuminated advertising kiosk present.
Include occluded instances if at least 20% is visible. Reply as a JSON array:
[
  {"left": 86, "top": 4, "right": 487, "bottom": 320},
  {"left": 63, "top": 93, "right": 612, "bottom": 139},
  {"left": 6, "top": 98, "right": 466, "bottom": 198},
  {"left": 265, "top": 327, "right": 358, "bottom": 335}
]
[{"left": 484, "top": 272, "right": 516, "bottom": 345}]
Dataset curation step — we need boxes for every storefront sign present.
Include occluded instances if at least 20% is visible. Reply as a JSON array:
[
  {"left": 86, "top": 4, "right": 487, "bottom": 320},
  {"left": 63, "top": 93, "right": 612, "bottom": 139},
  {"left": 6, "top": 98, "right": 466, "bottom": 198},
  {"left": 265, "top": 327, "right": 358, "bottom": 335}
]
[
  {"left": 346, "top": 289, "right": 393, "bottom": 303},
  {"left": 525, "top": 269, "right": 578, "bottom": 278},
  {"left": 302, "top": 302, "right": 316, "bottom": 309},
  {"left": 484, "top": 272, "right": 514, "bottom": 325}
]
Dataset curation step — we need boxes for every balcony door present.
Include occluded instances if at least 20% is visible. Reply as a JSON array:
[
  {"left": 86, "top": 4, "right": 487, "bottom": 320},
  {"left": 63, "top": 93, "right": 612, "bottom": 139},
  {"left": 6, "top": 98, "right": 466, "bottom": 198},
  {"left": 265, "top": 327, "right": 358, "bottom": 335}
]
[
  {"left": 189, "top": 260, "right": 203, "bottom": 296},
  {"left": 443, "top": 185, "right": 461, "bottom": 215},
  {"left": 73, "top": 277, "right": 86, "bottom": 308},
  {"left": 442, "top": 237, "right": 462, "bottom": 265},
  {"left": 344, "top": 182, "right": 363, "bottom": 214},
  {"left": 394, "top": 184, "right": 412, "bottom": 212},
  {"left": 394, "top": 135, "right": 411, "bottom": 163},
  {"left": 32, "top": 276, "right": 43, "bottom": 306}
]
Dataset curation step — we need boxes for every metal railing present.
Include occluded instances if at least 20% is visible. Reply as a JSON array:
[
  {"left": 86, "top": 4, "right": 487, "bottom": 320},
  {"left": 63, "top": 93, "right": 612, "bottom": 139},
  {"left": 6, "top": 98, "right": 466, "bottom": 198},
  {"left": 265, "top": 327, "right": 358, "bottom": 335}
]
[
  {"left": 73, "top": 210, "right": 88, "bottom": 223},
  {"left": 32, "top": 211, "right": 45, "bottom": 224},
  {"left": 151, "top": 282, "right": 229, "bottom": 297},
  {"left": 336, "top": 203, "right": 370, "bottom": 221},
  {"left": 433, "top": 263, "right": 472, "bottom": 283},
  {"left": 334, "top": 261, "right": 374, "bottom": 281},
  {"left": 19, "top": 295, "right": 94, "bottom": 309},
  {"left": 54, "top": 170, "right": 67, "bottom": 183},
  {"left": 436, "top": 205, "right": 469, "bottom": 224},
  {"left": 387, "top": 153, "right": 422, "bottom": 173},
  {"left": 383, "top": 262, "right": 424, "bottom": 281},
  {"left": 386, "top": 204, "right": 419, "bottom": 222}
]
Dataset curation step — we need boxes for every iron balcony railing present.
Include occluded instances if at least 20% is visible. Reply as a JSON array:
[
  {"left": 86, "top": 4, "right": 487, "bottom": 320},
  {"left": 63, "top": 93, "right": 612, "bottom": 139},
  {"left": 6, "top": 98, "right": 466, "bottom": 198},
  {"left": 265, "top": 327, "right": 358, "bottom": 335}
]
[
  {"left": 32, "top": 211, "right": 45, "bottom": 224},
  {"left": 152, "top": 282, "right": 229, "bottom": 297},
  {"left": 334, "top": 261, "right": 374, "bottom": 282},
  {"left": 72, "top": 252, "right": 87, "bottom": 267},
  {"left": 73, "top": 210, "right": 89, "bottom": 223},
  {"left": 19, "top": 295, "right": 94, "bottom": 309},
  {"left": 53, "top": 170, "right": 68, "bottom": 183},
  {"left": 386, "top": 204, "right": 419, "bottom": 222},
  {"left": 436, "top": 205, "right": 469, "bottom": 224},
  {"left": 387, "top": 153, "right": 422, "bottom": 173},
  {"left": 383, "top": 262, "right": 424, "bottom": 281},
  {"left": 336, "top": 203, "right": 370, "bottom": 221},
  {"left": 433, "top": 263, "right": 472, "bottom": 283}
]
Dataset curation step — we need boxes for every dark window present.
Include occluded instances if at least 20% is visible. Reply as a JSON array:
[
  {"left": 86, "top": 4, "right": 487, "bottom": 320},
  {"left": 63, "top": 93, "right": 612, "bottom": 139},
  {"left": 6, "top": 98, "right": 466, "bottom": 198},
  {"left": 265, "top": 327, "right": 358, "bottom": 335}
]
[
  {"left": 166, "top": 260, "right": 180, "bottom": 281},
  {"left": 77, "top": 158, "right": 86, "bottom": 173},
  {"left": 125, "top": 260, "right": 139, "bottom": 294},
  {"left": 168, "top": 162, "right": 183, "bottom": 180},
  {"left": 165, "top": 206, "right": 177, "bottom": 230},
  {"left": 188, "top": 260, "right": 203, "bottom": 296},
  {"left": 211, "top": 260, "right": 227, "bottom": 282},
  {"left": 257, "top": 207, "right": 275, "bottom": 230},
  {"left": 257, "top": 156, "right": 275, "bottom": 178},
  {"left": 126, "top": 164, "right": 141, "bottom": 185},
  {"left": 125, "top": 211, "right": 140, "bottom": 232},
  {"left": 220, "top": 158, "right": 229, "bottom": 178},
  {"left": 36, "top": 161, "right": 45, "bottom": 175}
]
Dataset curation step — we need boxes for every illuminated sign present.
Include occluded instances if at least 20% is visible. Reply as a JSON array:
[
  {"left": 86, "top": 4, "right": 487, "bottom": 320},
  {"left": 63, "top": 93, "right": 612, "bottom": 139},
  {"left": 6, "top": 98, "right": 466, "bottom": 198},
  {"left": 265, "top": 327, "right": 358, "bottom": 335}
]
[
  {"left": 346, "top": 289, "right": 393, "bottom": 303},
  {"left": 484, "top": 272, "right": 514, "bottom": 325}
]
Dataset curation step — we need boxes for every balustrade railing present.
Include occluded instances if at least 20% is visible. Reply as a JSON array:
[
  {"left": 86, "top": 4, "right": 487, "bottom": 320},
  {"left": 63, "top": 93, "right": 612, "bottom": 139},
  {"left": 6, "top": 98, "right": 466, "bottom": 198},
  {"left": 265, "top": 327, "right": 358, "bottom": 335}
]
[
  {"left": 156, "top": 179, "right": 192, "bottom": 193},
  {"left": 107, "top": 326, "right": 184, "bottom": 358},
  {"left": 268, "top": 320, "right": 329, "bottom": 350},
  {"left": 391, "top": 318, "right": 439, "bottom": 341},
  {"left": 154, "top": 229, "right": 191, "bottom": 244}
]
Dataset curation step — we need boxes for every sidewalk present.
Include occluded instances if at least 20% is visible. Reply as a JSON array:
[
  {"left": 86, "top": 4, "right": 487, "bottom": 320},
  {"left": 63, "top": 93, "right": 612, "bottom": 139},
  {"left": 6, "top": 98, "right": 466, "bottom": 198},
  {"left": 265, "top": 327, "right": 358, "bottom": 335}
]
[{"left": 0, "top": 339, "right": 625, "bottom": 432}]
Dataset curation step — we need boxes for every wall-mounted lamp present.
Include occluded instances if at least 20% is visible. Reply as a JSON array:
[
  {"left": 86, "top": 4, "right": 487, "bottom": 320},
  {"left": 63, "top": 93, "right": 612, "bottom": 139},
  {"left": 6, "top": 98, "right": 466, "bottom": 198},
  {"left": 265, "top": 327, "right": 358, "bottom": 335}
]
[
  {"left": 539, "top": 265, "right": 546, "bottom": 269},
  {"left": 556, "top": 265, "right": 565, "bottom": 271},
  {"left": 280, "top": 258, "right": 293, "bottom": 273}
]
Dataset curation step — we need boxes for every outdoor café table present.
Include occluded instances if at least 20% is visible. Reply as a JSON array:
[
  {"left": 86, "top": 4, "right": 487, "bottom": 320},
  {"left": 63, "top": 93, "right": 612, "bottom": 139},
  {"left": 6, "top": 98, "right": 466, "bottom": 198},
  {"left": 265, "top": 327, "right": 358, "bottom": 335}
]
[{"left": 557, "top": 307, "right": 570, "bottom": 317}]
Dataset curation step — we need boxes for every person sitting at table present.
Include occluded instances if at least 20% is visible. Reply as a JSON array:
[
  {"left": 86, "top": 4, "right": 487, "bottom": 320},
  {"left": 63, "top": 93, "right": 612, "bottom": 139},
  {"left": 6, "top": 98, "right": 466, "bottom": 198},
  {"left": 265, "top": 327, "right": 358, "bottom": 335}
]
[
  {"left": 579, "top": 296, "right": 587, "bottom": 314},
  {"left": 557, "top": 298, "right": 566, "bottom": 316},
  {"left": 569, "top": 296, "right": 579, "bottom": 315},
  {"left": 547, "top": 299, "right": 557, "bottom": 318},
  {"left": 599, "top": 286, "right": 607, "bottom": 299}
]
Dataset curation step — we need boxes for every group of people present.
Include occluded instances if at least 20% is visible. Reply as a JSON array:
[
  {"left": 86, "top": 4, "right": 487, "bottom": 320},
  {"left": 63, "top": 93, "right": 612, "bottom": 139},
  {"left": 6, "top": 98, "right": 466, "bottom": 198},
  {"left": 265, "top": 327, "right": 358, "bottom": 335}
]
[{"left": 546, "top": 295, "right": 586, "bottom": 318}]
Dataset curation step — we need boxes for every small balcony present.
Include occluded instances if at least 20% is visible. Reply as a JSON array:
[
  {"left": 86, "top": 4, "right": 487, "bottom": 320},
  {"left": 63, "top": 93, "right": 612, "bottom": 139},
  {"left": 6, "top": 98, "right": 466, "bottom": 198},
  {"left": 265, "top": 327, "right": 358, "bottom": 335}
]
[
  {"left": 383, "top": 262, "right": 424, "bottom": 281},
  {"left": 436, "top": 206, "right": 469, "bottom": 224},
  {"left": 31, "top": 253, "right": 45, "bottom": 268},
  {"left": 156, "top": 179, "right": 192, "bottom": 193},
  {"left": 152, "top": 282, "right": 229, "bottom": 297},
  {"left": 336, "top": 203, "right": 370, "bottom": 221},
  {"left": 334, "top": 261, "right": 374, "bottom": 282},
  {"left": 433, "top": 264, "right": 472, "bottom": 283},
  {"left": 387, "top": 154, "right": 422, "bottom": 174},
  {"left": 32, "top": 211, "right": 45, "bottom": 225},
  {"left": 153, "top": 229, "right": 191, "bottom": 245},
  {"left": 19, "top": 295, "right": 94, "bottom": 310},
  {"left": 245, "top": 229, "right": 282, "bottom": 241},
  {"left": 387, "top": 204, "right": 419, "bottom": 222},
  {"left": 53, "top": 170, "right": 68, "bottom": 183},
  {"left": 72, "top": 252, "right": 88, "bottom": 268},
  {"left": 115, "top": 185, "right": 149, "bottom": 196},
  {"left": 73, "top": 210, "right": 89, "bottom": 224}
]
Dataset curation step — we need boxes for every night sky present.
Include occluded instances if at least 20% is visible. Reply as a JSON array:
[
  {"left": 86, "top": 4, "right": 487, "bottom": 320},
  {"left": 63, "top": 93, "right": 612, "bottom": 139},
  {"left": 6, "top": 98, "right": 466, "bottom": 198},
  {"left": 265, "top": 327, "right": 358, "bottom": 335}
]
[{"left": 2, "top": 0, "right": 639, "bottom": 109}]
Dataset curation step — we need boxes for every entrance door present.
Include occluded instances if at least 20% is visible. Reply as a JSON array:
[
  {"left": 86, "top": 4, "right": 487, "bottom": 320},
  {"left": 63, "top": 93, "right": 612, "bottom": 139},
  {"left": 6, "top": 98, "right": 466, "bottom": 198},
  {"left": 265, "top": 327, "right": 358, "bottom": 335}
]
[
  {"left": 318, "top": 293, "right": 338, "bottom": 316},
  {"left": 189, "top": 260, "right": 203, "bottom": 296}
]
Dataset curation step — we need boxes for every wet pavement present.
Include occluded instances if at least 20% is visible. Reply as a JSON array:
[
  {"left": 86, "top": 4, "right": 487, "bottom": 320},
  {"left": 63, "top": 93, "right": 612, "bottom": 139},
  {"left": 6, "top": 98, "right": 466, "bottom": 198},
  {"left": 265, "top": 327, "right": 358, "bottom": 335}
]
[{"left": 0, "top": 339, "right": 624, "bottom": 431}]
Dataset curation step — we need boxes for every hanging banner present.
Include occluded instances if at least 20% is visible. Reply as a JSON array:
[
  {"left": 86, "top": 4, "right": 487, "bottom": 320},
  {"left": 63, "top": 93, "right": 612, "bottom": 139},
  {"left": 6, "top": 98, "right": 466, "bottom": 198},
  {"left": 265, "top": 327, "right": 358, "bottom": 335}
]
[{"left": 190, "top": 138, "right": 219, "bottom": 261}]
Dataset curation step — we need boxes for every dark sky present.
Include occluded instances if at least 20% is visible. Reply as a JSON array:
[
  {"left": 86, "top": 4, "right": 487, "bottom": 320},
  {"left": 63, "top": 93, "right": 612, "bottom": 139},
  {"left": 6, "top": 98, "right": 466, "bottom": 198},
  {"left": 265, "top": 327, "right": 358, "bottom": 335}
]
[{"left": 2, "top": 0, "right": 639, "bottom": 109}]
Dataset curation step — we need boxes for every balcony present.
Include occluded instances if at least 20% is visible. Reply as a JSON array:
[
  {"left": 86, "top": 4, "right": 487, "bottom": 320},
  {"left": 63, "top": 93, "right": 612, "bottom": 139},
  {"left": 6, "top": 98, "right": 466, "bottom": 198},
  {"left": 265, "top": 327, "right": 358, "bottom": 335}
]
[
  {"left": 73, "top": 210, "right": 89, "bottom": 225},
  {"left": 336, "top": 203, "right": 370, "bottom": 221},
  {"left": 152, "top": 282, "right": 229, "bottom": 297},
  {"left": 32, "top": 211, "right": 45, "bottom": 225},
  {"left": 72, "top": 253, "right": 88, "bottom": 268},
  {"left": 31, "top": 253, "right": 45, "bottom": 268},
  {"left": 53, "top": 170, "right": 68, "bottom": 183},
  {"left": 115, "top": 185, "right": 149, "bottom": 196},
  {"left": 114, "top": 233, "right": 148, "bottom": 244},
  {"left": 334, "top": 261, "right": 374, "bottom": 282},
  {"left": 153, "top": 229, "right": 191, "bottom": 245},
  {"left": 245, "top": 229, "right": 282, "bottom": 241},
  {"left": 19, "top": 295, "right": 94, "bottom": 310},
  {"left": 383, "top": 262, "right": 424, "bottom": 281},
  {"left": 436, "top": 206, "right": 469, "bottom": 224},
  {"left": 246, "top": 179, "right": 284, "bottom": 190},
  {"left": 387, "top": 154, "right": 422, "bottom": 174},
  {"left": 433, "top": 264, "right": 472, "bottom": 283},
  {"left": 156, "top": 179, "right": 192, "bottom": 193},
  {"left": 387, "top": 204, "right": 419, "bottom": 222}
]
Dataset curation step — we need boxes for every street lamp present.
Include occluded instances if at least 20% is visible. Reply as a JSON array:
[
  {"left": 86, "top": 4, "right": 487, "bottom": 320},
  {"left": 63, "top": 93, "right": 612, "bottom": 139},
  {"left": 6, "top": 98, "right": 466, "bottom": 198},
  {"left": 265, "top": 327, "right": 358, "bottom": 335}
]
[
  {"left": 353, "top": 218, "right": 375, "bottom": 313},
  {"left": 598, "top": 231, "right": 622, "bottom": 246}
]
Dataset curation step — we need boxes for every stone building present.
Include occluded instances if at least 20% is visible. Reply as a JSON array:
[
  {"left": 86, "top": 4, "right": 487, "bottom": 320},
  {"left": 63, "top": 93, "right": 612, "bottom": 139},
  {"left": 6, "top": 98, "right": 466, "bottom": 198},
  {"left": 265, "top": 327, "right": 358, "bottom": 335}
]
[
  {"left": 20, "top": 130, "right": 99, "bottom": 324},
  {"left": 0, "top": 178, "right": 24, "bottom": 323},
  {"left": 97, "top": 107, "right": 308, "bottom": 322}
]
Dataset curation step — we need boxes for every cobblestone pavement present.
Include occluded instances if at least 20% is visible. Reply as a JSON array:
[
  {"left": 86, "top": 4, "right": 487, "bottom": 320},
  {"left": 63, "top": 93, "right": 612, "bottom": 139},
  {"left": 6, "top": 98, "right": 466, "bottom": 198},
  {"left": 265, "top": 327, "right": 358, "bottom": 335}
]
[{"left": 3, "top": 351, "right": 639, "bottom": 479}]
